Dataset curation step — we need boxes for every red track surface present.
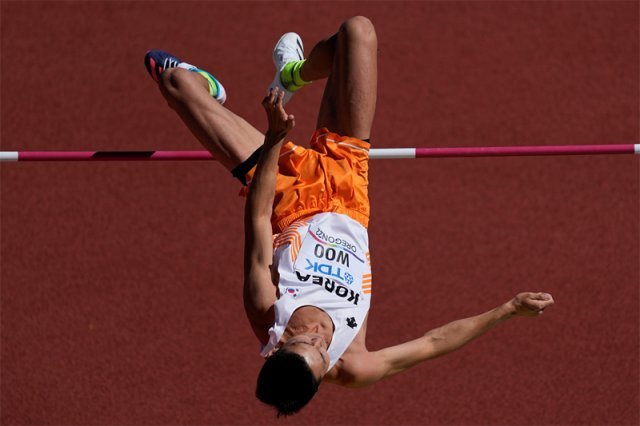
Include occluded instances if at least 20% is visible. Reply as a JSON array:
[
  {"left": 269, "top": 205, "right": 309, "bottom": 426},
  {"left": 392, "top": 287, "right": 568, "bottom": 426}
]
[{"left": 1, "top": 2, "right": 638, "bottom": 424}]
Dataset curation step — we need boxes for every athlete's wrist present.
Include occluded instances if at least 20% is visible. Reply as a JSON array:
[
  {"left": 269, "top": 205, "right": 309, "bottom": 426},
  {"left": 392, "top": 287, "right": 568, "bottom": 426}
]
[
  {"left": 263, "top": 132, "right": 287, "bottom": 149},
  {"left": 500, "top": 300, "right": 518, "bottom": 319}
]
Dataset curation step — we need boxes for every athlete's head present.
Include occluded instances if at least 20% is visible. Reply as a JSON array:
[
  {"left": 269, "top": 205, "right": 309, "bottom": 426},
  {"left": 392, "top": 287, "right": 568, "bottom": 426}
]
[{"left": 256, "top": 333, "right": 330, "bottom": 416}]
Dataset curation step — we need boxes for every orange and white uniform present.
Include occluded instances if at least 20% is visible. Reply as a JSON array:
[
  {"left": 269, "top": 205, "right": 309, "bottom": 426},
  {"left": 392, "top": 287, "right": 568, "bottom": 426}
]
[
  {"left": 260, "top": 212, "right": 373, "bottom": 369},
  {"left": 243, "top": 128, "right": 373, "bottom": 369}
]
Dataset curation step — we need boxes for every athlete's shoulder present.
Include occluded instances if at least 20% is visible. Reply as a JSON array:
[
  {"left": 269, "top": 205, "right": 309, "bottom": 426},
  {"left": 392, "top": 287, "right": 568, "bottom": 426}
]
[{"left": 324, "top": 342, "right": 380, "bottom": 387}]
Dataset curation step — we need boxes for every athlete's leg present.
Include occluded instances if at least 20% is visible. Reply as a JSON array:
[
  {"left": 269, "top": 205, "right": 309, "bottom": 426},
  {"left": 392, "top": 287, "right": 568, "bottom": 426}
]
[
  {"left": 157, "top": 67, "right": 264, "bottom": 171},
  {"left": 313, "top": 16, "right": 378, "bottom": 140},
  {"left": 298, "top": 35, "right": 337, "bottom": 82}
]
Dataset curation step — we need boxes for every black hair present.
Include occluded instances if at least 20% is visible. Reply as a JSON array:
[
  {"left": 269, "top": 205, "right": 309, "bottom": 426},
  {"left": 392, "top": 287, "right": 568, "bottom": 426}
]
[{"left": 256, "top": 348, "right": 322, "bottom": 417}]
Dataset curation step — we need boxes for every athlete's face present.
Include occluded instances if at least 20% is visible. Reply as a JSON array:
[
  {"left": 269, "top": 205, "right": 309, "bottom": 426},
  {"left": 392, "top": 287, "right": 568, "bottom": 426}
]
[{"left": 281, "top": 333, "right": 331, "bottom": 380}]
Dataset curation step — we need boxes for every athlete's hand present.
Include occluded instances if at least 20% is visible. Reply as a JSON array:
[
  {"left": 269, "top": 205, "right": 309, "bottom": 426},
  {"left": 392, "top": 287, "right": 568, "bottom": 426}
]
[
  {"left": 509, "top": 292, "right": 555, "bottom": 317},
  {"left": 262, "top": 87, "right": 295, "bottom": 144}
]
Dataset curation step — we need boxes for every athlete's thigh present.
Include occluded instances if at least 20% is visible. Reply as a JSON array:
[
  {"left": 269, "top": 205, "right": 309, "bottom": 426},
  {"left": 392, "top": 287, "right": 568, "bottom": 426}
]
[
  {"left": 160, "top": 68, "right": 264, "bottom": 171},
  {"left": 316, "top": 16, "right": 378, "bottom": 141}
]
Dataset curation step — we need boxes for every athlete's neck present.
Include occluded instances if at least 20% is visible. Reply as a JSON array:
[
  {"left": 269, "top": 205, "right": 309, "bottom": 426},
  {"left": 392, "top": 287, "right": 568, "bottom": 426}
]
[{"left": 280, "top": 306, "right": 335, "bottom": 347}]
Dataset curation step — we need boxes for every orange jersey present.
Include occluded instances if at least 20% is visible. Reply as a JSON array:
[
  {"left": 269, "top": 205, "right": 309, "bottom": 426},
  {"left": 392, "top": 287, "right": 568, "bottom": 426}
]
[{"left": 241, "top": 128, "right": 370, "bottom": 234}]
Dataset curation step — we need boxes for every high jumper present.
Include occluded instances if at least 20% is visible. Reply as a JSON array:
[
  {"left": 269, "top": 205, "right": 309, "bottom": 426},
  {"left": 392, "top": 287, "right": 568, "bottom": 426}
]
[{"left": 142, "top": 16, "right": 554, "bottom": 416}]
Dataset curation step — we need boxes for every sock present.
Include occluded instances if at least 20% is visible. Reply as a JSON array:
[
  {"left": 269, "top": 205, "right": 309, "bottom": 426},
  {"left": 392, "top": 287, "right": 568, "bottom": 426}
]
[
  {"left": 177, "top": 62, "right": 219, "bottom": 98},
  {"left": 280, "top": 60, "right": 310, "bottom": 92}
]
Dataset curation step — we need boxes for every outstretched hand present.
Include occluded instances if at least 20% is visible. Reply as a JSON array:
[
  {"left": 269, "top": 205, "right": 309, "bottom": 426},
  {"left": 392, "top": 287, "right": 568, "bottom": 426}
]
[
  {"left": 262, "top": 87, "right": 295, "bottom": 144},
  {"left": 510, "top": 292, "right": 555, "bottom": 317}
]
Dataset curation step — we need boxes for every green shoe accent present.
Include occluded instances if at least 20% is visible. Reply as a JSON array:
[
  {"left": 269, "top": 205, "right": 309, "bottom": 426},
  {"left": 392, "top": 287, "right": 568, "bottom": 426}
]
[
  {"left": 193, "top": 69, "right": 219, "bottom": 98},
  {"left": 280, "top": 60, "right": 310, "bottom": 92}
]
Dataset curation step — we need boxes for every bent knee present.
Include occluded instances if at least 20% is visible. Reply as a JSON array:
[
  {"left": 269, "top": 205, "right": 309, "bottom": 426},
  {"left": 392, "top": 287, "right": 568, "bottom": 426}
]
[{"left": 339, "top": 16, "right": 377, "bottom": 44}]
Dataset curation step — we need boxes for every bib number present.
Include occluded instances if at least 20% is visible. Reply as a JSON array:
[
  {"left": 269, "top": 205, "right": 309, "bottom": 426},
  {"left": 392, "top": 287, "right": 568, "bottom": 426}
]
[{"left": 293, "top": 223, "right": 368, "bottom": 288}]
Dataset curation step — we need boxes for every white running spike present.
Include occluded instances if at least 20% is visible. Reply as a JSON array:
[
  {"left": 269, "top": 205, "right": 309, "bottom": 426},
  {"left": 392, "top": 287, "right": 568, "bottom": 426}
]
[{"left": 269, "top": 32, "right": 304, "bottom": 105}]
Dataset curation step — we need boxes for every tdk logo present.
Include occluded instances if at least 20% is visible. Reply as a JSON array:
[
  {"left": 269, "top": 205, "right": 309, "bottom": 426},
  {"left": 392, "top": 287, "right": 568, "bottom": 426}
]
[{"left": 304, "top": 259, "right": 347, "bottom": 282}]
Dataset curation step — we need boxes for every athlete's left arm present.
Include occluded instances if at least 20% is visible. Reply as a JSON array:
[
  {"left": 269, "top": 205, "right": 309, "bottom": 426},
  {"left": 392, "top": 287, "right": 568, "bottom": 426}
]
[{"left": 341, "top": 292, "right": 554, "bottom": 387}]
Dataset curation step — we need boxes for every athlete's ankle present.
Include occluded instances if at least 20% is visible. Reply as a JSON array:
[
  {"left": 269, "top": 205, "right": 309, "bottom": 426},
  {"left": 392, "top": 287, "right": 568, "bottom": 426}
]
[{"left": 280, "top": 60, "right": 311, "bottom": 92}]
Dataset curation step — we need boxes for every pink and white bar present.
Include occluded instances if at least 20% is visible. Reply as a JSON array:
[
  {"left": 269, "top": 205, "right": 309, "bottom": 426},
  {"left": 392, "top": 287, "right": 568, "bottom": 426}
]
[{"left": 1, "top": 144, "right": 638, "bottom": 161}]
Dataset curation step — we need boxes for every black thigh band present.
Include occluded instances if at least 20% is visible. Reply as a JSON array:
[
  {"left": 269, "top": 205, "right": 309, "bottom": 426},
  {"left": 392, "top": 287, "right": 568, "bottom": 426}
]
[{"left": 231, "top": 145, "right": 264, "bottom": 186}]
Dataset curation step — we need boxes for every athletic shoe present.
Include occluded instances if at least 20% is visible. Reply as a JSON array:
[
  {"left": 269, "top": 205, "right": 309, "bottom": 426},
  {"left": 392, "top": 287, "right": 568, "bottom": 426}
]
[
  {"left": 144, "top": 49, "right": 182, "bottom": 83},
  {"left": 268, "top": 32, "right": 304, "bottom": 105},
  {"left": 144, "top": 49, "right": 226, "bottom": 104}
]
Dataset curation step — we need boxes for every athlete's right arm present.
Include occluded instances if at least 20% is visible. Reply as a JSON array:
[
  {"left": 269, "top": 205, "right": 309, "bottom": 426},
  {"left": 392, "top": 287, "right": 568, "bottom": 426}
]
[{"left": 243, "top": 88, "right": 295, "bottom": 343}]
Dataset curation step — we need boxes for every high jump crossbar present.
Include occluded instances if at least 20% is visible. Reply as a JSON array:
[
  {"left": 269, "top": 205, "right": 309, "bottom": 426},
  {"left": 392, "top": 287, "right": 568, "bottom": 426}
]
[{"left": 0, "top": 144, "right": 638, "bottom": 161}]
